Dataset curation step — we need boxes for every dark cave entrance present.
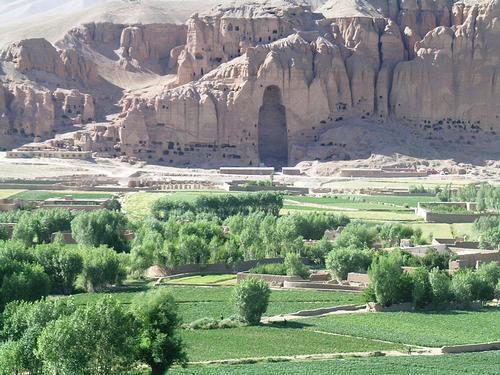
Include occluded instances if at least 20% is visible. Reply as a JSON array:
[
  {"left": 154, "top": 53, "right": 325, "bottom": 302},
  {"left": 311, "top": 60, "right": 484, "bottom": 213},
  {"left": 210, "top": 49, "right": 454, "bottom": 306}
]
[{"left": 258, "top": 85, "right": 288, "bottom": 168}]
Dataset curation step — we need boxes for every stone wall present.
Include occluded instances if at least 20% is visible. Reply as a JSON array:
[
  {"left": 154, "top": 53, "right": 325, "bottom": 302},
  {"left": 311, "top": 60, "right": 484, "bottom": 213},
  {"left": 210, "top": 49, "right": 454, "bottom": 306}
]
[
  {"left": 449, "top": 251, "right": 500, "bottom": 271},
  {"left": 283, "top": 280, "right": 365, "bottom": 291},
  {"left": 441, "top": 342, "right": 500, "bottom": 354},
  {"left": 237, "top": 272, "right": 303, "bottom": 287}
]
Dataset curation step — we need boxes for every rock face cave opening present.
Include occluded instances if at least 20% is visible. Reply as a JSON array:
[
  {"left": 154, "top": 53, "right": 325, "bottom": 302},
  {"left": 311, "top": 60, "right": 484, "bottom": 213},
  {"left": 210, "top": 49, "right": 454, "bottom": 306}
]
[{"left": 258, "top": 85, "right": 288, "bottom": 168}]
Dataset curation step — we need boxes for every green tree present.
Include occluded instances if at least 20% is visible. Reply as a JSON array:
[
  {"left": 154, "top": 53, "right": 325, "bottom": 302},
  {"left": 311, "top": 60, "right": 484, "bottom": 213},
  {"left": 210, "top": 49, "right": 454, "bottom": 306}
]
[
  {"left": 13, "top": 209, "right": 73, "bottom": 246},
  {"left": 37, "top": 297, "right": 138, "bottom": 375},
  {"left": 284, "top": 252, "right": 309, "bottom": 279},
  {"left": 71, "top": 210, "right": 129, "bottom": 252},
  {"left": 34, "top": 244, "right": 83, "bottom": 294},
  {"left": 303, "top": 237, "right": 333, "bottom": 266},
  {"left": 0, "top": 261, "right": 51, "bottom": 309},
  {"left": 411, "top": 267, "right": 431, "bottom": 307},
  {"left": 429, "top": 268, "right": 452, "bottom": 307},
  {"left": 233, "top": 278, "right": 270, "bottom": 325},
  {"left": 325, "top": 247, "right": 373, "bottom": 281},
  {"left": 78, "top": 246, "right": 125, "bottom": 292},
  {"left": 369, "top": 251, "right": 405, "bottom": 306},
  {"left": 451, "top": 269, "right": 482, "bottom": 306},
  {"left": 334, "top": 222, "right": 377, "bottom": 249},
  {"left": 132, "top": 288, "right": 187, "bottom": 375},
  {"left": 0, "top": 298, "right": 74, "bottom": 374}
]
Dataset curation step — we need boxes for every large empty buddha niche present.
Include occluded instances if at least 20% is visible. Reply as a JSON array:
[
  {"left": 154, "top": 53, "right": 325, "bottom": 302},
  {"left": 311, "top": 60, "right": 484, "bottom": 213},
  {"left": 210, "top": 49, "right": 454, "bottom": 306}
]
[{"left": 258, "top": 85, "right": 288, "bottom": 167}]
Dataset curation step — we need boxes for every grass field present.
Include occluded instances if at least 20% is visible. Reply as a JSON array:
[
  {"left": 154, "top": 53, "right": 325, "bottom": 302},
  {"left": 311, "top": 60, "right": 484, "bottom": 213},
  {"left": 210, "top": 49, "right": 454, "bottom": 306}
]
[
  {"left": 123, "top": 191, "right": 226, "bottom": 220},
  {"left": 71, "top": 284, "right": 365, "bottom": 323},
  {"left": 410, "top": 223, "right": 477, "bottom": 240},
  {"left": 166, "top": 274, "right": 237, "bottom": 286},
  {"left": 8, "top": 190, "right": 115, "bottom": 201},
  {"left": 166, "top": 351, "right": 500, "bottom": 374},
  {"left": 182, "top": 326, "right": 401, "bottom": 362},
  {"left": 304, "top": 309, "right": 500, "bottom": 347},
  {"left": 283, "top": 205, "right": 421, "bottom": 221},
  {"left": 0, "top": 189, "right": 24, "bottom": 199},
  {"left": 285, "top": 195, "right": 438, "bottom": 209}
]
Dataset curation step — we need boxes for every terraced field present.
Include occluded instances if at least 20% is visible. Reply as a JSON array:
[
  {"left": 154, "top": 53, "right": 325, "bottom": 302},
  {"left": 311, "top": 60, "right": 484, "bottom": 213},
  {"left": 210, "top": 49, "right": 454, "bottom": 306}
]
[
  {"left": 71, "top": 284, "right": 365, "bottom": 323},
  {"left": 304, "top": 309, "right": 500, "bottom": 347},
  {"left": 166, "top": 351, "right": 500, "bottom": 374}
]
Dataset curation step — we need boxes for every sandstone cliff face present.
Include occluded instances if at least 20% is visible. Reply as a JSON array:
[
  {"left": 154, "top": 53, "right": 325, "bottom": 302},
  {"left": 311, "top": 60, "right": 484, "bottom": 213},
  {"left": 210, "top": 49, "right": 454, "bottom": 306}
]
[
  {"left": 62, "top": 21, "right": 187, "bottom": 74},
  {"left": 1, "top": 0, "right": 498, "bottom": 168},
  {"left": 175, "top": 0, "right": 317, "bottom": 85},
  {"left": 113, "top": 0, "right": 499, "bottom": 167}
]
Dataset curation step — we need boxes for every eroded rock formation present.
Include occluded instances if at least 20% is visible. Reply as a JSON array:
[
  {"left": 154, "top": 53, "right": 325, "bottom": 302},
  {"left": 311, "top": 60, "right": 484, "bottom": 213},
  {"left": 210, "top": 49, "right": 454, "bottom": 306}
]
[{"left": 0, "top": 0, "right": 498, "bottom": 167}]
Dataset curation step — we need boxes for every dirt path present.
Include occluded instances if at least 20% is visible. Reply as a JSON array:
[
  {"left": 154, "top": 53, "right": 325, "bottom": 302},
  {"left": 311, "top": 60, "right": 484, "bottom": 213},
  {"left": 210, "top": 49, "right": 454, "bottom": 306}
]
[
  {"left": 189, "top": 347, "right": 443, "bottom": 366},
  {"left": 261, "top": 305, "right": 368, "bottom": 324}
]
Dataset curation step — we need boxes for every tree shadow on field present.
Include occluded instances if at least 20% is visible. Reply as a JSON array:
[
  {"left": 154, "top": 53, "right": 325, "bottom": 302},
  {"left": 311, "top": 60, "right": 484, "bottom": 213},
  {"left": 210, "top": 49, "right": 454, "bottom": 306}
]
[{"left": 266, "top": 320, "right": 313, "bottom": 330}]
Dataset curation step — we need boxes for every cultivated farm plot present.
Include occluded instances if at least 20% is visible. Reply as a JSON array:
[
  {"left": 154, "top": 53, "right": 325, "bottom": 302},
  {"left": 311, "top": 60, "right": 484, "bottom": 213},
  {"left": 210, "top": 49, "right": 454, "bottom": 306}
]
[
  {"left": 8, "top": 190, "right": 115, "bottom": 201},
  {"left": 304, "top": 309, "right": 500, "bottom": 347},
  {"left": 71, "top": 284, "right": 365, "bottom": 323},
  {"left": 182, "top": 325, "right": 401, "bottom": 362},
  {"left": 283, "top": 205, "right": 420, "bottom": 222},
  {"left": 167, "top": 351, "right": 500, "bottom": 375},
  {"left": 122, "top": 190, "right": 226, "bottom": 220},
  {"left": 0, "top": 189, "right": 24, "bottom": 199},
  {"left": 165, "top": 274, "right": 237, "bottom": 286},
  {"left": 283, "top": 194, "right": 424, "bottom": 221}
]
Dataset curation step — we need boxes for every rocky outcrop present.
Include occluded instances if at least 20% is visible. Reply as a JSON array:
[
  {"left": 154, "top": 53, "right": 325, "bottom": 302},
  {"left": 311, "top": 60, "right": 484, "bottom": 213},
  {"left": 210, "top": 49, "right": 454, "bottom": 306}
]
[
  {"left": 53, "top": 89, "right": 96, "bottom": 125},
  {"left": 110, "top": 0, "right": 499, "bottom": 168},
  {"left": 1, "top": 0, "right": 498, "bottom": 168},
  {"left": 62, "top": 22, "right": 187, "bottom": 74},
  {"left": 0, "top": 83, "right": 55, "bottom": 140},
  {"left": 119, "top": 23, "right": 187, "bottom": 73},
  {"left": 0, "top": 38, "right": 66, "bottom": 76},
  {"left": 175, "top": 0, "right": 317, "bottom": 85},
  {"left": 391, "top": 0, "right": 500, "bottom": 129}
]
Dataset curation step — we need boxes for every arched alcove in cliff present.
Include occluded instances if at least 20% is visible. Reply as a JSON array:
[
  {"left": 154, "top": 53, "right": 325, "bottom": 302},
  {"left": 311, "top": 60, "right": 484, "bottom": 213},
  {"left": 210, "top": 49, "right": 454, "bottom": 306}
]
[{"left": 258, "top": 85, "right": 288, "bottom": 167}]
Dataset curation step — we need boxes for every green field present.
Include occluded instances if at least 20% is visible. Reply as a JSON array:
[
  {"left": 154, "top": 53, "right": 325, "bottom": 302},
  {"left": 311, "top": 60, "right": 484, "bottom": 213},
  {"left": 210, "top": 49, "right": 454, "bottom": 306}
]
[
  {"left": 123, "top": 191, "right": 226, "bottom": 220},
  {"left": 166, "top": 274, "right": 237, "bottom": 286},
  {"left": 8, "top": 190, "right": 115, "bottom": 201},
  {"left": 0, "top": 189, "right": 25, "bottom": 199},
  {"left": 182, "top": 326, "right": 401, "bottom": 362},
  {"left": 304, "top": 309, "right": 500, "bottom": 347},
  {"left": 71, "top": 285, "right": 364, "bottom": 323},
  {"left": 283, "top": 205, "right": 420, "bottom": 221},
  {"left": 283, "top": 194, "right": 425, "bottom": 222},
  {"left": 167, "top": 351, "right": 500, "bottom": 374},
  {"left": 285, "top": 195, "right": 438, "bottom": 209}
]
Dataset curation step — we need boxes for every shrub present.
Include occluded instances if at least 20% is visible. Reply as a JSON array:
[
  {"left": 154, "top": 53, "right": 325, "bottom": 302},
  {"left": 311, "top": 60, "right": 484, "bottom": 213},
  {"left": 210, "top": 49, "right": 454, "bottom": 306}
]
[
  {"left": 362, "top": 283, "right": 376, "bottom": 303},
  {"left": 284, "top": 252, "right": 309, "bottom": 279},
  {"left": 476, "top": 262, "right": 500, "bottom": 301},
  {"left": 184, "top": 317, "right": 240, "bottom": 330},
  {"left": 250, "top": 263, "right": 287, "bottom": 275},
  {"left": 233, "top": 278, "right": 270, "bottom": 325},
  {"left": 325, "top": 247, "right": 373, "bottom": 281}
]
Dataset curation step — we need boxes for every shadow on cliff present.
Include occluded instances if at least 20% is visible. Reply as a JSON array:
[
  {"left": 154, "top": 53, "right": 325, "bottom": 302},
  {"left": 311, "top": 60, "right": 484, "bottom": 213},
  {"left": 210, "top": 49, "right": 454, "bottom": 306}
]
[{"left": 312, "top": 119, "right": 500, "bottom": 167}]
